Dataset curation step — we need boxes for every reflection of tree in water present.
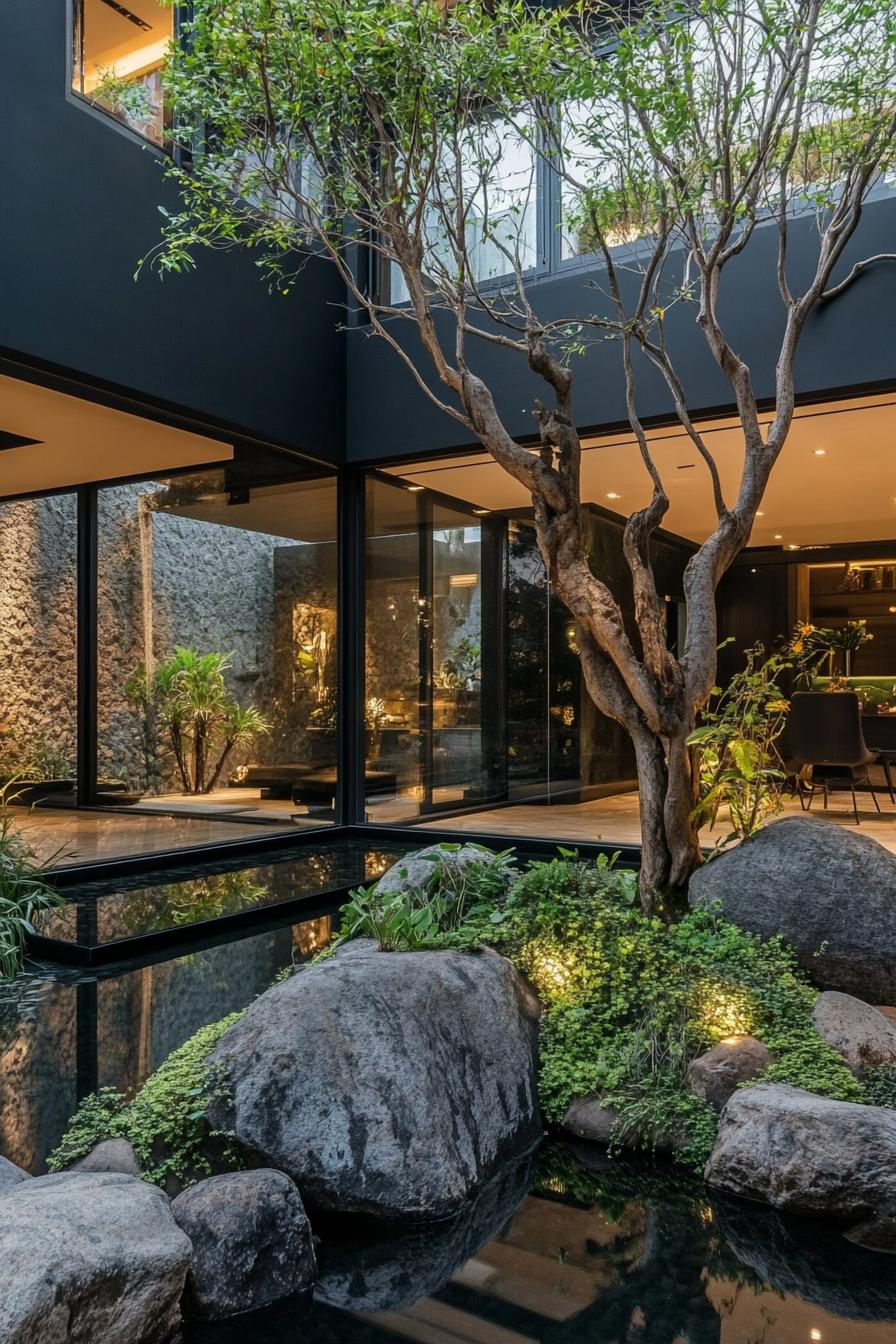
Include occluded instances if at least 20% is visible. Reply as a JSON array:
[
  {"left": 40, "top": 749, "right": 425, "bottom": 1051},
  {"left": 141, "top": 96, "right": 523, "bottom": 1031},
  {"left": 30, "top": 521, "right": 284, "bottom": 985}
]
[{"left": 533, "top": 1143, "right": 749, "bottom": 1344}]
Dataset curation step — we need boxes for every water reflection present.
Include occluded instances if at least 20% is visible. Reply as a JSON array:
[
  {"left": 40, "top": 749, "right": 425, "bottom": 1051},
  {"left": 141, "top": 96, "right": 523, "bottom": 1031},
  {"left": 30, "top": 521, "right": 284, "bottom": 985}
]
[
  {"left": 0, "top": 914, "right": 335, "bottom": 1173},
  {"left": 183, "top": 1140, "right": 896, "bottom": 1343}
]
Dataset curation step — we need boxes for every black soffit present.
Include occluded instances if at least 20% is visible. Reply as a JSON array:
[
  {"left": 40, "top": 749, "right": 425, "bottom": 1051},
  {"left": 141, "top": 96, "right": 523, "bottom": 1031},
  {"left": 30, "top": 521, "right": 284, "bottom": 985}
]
[{"left": 0, "top": 432, "right": 42, "bottom": 452}]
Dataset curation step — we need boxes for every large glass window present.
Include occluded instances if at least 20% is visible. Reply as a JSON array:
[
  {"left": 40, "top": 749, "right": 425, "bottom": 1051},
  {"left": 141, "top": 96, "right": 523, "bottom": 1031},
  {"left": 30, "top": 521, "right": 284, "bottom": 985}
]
[
  {"left": 0, "top": 495, "right": 78, "bottom": 806},
  {"left": 96, "top": 455, "right": 338, "bottom": 826},
  {"left": 72, "top": 0, "right": 174, "bottom": 147},
  {"left": 391, "top": 116, "right": 539, "bottom": 303}
]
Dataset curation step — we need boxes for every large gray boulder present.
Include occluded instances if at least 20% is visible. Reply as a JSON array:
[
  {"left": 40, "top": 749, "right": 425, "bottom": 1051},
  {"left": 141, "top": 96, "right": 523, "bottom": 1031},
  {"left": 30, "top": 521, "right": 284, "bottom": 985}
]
[
  {"left": 0, "top": 1154, "right": 30, "bottom": 1191},
  {"left": 689, "top": 816, "right": 896, "bottom": 1000},
  {"left": 172, "top": 1169, "right": 316, "bottom": 1320},
  {"left": 812, "top": 991, "right": 896, "bottom": 1075},
  {"left": 207, "top": 943, "right": 542, "bottom": 1220},
  {"left": 705, "top": 1084, "right": 896, "bottom": 1248},
  {"left": 0, "top": 1171, "right": 191, "bottom": 1343},
  {"left": 375, "top": 842, "right": 515, "bottom": 898}
]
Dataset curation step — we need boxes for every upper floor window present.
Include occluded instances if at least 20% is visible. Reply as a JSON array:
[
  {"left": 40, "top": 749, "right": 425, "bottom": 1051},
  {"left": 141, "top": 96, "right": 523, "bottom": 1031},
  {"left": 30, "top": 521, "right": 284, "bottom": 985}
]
[
  {"left": 71, "top": 0, "right": 174, "bottom": 147},
  {"left": 391, "top": 116, "right": 538, "bottom": 304}
]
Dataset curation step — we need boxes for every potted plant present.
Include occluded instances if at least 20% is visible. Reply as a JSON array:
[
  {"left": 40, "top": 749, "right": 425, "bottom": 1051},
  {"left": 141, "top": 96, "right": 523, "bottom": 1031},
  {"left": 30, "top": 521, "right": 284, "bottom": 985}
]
[{"left": 0, "top": 732, "right": 76, "bottom": 806}]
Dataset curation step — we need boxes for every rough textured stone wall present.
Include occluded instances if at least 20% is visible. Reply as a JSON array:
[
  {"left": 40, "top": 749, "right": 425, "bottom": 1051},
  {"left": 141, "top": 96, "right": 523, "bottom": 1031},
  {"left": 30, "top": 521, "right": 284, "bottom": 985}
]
[
  {"left": 0, "top": 496, "right": 78, "bottom": 774},
  {"left": 0, "top": 486, "right": 337, "bottom": 793}
]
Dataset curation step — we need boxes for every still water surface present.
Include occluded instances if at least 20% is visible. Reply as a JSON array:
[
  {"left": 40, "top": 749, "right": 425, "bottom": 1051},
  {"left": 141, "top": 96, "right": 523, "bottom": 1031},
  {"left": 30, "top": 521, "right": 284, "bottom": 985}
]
[{"left": 1, "top": 858, "right": 894, "bottom": 1344}]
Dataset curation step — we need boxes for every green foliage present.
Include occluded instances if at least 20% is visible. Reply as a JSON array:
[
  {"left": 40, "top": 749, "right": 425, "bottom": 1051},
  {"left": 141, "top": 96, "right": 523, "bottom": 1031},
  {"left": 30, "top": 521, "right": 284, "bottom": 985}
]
[
  {"left": 864, "top": 1065, "right": 896, "bottom": 1110},
  {"left": 117, "top": 871, "right": 268, "bottom": 936},
  {"left": 688, "top": 644, "right": 791, "bottom": 850},
  {"left": 334, "top": 843, "right": 516, "bottom": 952},
  {"left": 126, "top": 648, "right": 270, "bottom": 795},
  {"left": 48, "top": 1012, "right": 244, "bottom": 1188},
  {"left": 0, "top": 789, "right": 67, "bottom": 979}
]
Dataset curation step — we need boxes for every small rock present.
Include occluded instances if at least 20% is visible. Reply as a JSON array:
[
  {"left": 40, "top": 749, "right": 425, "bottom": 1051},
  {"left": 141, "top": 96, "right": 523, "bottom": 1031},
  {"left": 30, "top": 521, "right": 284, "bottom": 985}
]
[
  {"left": 812, "top": 991, "right": 896, "bottom": 1076},
  {"left": 69, "top": 1137, "right": 141, "bottom": 1177},
  {"left": 705, "top": 1083, "right": 896, "bottom": 1245},
  {"left": 0, "top": 1155, "right": 30, "bottom": 1192},
  {"left": 172, "top": 1169, "right": 316, "bottom": 1320},
  {"left": 0, "top": 1171, "right": 191, "bottom": 1343},
  {"left": 563, "top": 1094, "right": 683, "bottom": 1153},
  {"left": 687, "top": 1036, "right": 772, "bottom": 1110}
]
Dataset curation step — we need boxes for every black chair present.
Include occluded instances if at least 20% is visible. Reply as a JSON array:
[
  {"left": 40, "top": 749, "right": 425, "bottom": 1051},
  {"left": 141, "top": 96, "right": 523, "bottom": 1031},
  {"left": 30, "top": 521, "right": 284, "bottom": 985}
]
[
  {"left": 860, "top": 712, "right": 896, "bottom": 805},
  {"left": 788, "top": 691, "right": 884, "bottom": 824}
]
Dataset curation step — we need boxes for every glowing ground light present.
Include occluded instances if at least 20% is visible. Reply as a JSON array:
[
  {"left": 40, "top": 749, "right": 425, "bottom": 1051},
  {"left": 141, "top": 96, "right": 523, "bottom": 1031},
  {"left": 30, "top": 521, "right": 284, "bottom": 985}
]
[
  {"left": 697, "top": 982, "right": 754, "bottom": 1041},
  {"left": 524, "top": 941, "right": 576, "bottom": 997}
]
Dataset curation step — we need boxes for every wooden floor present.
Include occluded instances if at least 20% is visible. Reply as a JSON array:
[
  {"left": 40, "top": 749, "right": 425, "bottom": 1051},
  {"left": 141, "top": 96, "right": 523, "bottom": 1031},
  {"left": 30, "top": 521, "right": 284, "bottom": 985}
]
[{"left": 419, "top": 788, "right": 896, "bottom": 855}]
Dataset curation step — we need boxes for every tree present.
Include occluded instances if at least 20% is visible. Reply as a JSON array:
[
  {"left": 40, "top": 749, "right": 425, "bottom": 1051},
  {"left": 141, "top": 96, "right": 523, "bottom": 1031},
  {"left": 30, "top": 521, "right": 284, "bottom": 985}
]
[{"left": 151, "top": 0, "right": 896, "bottom": 909}]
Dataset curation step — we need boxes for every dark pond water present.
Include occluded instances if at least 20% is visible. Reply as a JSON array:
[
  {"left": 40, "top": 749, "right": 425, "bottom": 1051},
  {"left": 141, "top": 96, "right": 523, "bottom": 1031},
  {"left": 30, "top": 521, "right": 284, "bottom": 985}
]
[{"left": 2, "top": 850, "right": 896, "bottom": 1344}]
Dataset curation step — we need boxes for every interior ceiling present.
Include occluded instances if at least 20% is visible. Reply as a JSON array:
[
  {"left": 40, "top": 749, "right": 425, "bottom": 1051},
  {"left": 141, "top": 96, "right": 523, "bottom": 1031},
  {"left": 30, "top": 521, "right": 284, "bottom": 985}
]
[
  {"left": 0, "top": 374, "right": 231, "bottom": 498},
  {"left": 83, "top": 0, "right": 170, "bottom": 83},
  {"left": 385, "top": 394, "right": 896, "bottom": 549},
  {"left": 162, "top": 479, "right": 338, "bottom": 546}
]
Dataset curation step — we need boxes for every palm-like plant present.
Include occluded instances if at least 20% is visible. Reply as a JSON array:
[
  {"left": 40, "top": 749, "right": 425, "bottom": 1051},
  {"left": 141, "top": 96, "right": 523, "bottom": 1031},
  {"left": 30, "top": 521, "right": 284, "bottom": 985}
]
[{"left": 127, "top": 648, "right": 271, "bottom": 794}]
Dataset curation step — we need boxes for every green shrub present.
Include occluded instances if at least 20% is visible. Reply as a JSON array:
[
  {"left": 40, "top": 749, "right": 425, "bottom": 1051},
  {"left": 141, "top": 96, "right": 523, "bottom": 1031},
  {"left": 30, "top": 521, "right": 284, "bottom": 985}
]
[
  {"left": 333, "top": 842, "right": 516, "bottom": 952},
  {"left": 864, "top": 1065, "right": 896, "bottom": 1109},
  {"left": 348, "top": 848, "right": 858, "bottom": 1169},
  {"left": 48, "top": 1012, "right": 244, "bottom": 1187}
]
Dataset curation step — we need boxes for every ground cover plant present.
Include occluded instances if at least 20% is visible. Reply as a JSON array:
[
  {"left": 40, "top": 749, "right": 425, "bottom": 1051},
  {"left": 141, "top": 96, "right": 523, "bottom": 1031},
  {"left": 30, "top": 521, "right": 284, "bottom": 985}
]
[
  {"left": 336, "top": 846, "right": 865, "bottom": 1166},
  {"left": 48, "top": 1013, "right": 244, "bottom": 1188}
]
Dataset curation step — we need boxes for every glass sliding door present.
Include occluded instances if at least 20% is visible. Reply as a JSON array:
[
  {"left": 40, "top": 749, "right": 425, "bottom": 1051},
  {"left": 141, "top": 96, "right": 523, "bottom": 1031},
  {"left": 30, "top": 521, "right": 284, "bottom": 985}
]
[
  {"left": 96, "top": 452, "right": 338, "bottom": 825},
  {"left": 364, "top": 477, "right": 502, "bottom": 822},
  {"left": 0, "top": 493, "right": 78, "bottom": 806}
]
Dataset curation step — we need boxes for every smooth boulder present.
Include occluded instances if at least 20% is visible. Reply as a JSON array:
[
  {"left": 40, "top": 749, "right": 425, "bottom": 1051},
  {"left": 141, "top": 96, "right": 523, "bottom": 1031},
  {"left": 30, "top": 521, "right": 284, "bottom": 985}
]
[
  {"left": 375, "top": 842, "right": 514, "bottom": 898},
  {"left": 69, "top": 1137, "right": 141, "bottom": 1177},
  {"left": 687, "top": 1036, "right": 773, "bottom": 1110},
  {"left": 207, "top": 943, "right": 542, "bottom": 1220},
  {"left": 0, "top": 1154, "right": 30, "bottom": 1191},
  {"left": 812, "top": 991, "right": 896, "bottom": 1075},
  {"left": 689, "top": 816, "right": 896, "bottom": 1000},
  {"left": 705, "top": 1084, "right": 896, "bottom": 1247},
  {"left": 0, "top": 1171, "right": 191, "bottom": 1343},
  {"left": 172, "top": 1169, "right": 316, "bottom": 1320}
]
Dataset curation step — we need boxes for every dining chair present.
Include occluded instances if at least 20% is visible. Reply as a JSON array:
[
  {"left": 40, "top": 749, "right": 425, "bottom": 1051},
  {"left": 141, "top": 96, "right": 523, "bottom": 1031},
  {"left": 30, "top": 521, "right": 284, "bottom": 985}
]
[{"left": 788, "top": 691, "right": 884, "bottom": 824}]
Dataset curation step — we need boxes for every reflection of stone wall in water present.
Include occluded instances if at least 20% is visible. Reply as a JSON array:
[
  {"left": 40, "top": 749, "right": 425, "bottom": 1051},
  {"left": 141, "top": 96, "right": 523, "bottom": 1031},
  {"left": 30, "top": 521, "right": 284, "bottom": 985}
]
[
  {"left": 0, "top": 496, "right": 78, "bottom": 771},
  {"left": 0, "top": 979, "right": 77, "bottom": 1173}
]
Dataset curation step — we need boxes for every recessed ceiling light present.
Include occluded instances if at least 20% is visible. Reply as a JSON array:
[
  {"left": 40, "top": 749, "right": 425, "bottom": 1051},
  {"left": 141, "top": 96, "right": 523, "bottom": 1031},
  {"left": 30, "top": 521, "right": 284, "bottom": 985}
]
[
  {"left": 472, "top": 508, "right": 490, "bottom": 515},
  {"left": 606, "top": 492, "right": 621, "bottom": 500},
  {"left": 788, "top": 544, "right": 800, "bottom": 551},
  {"left": 756, "top": 511, "right": 764, "bottom": 517},
  {"left": 406, "top": 484, "right": 424, "bottom": 492},
  {"left": 774, "top": 533, "right": 783, "bottom": 540},
  {"left": 813, "top": 449, "right": 827, "bottom": 456}
]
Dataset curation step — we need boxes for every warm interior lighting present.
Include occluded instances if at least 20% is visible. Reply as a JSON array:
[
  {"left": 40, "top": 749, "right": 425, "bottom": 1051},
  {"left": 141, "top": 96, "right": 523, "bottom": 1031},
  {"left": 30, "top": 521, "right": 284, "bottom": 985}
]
[
  {"left": 788, "top": 544, "right": 800, "bottom": 551},
  {"left": 606, "top": 491, "right": 621, "bottom": 500},
  {"left": 448, "top": 573, "right": 478, "bottom": 588},
  {"left": 472, "top": 507, "right": 490, "bottom": 515},
  {"left": 406, "top": 484, "right": 424, "bottom": 492},
  {"left": 813, "top": 449, "right": 827, "bottom": 456},
  {"left": 774, "top": 533, "right": 783, "bottom": 540},
  {"left": 810, "top": 1332, "right": 823, "bottom": 1342}
]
